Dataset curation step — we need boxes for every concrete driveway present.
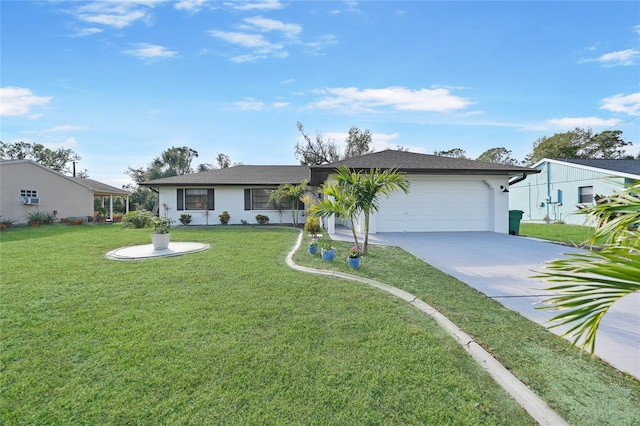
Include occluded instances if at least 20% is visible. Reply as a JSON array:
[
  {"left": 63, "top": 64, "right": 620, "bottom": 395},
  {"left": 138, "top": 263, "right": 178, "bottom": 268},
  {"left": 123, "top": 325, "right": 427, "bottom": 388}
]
[{"left": 333, "top": 229, "right": 640, "bottom": 379}]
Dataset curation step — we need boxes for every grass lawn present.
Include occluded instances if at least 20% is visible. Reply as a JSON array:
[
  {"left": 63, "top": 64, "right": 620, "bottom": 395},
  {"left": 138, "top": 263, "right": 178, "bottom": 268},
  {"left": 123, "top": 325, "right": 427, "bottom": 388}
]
[
  {"left": 1, "top": 225, "right": 638, "bottom": 425},
  {"left": 519, "top": 222, "right": 595, "bottom": 245}
]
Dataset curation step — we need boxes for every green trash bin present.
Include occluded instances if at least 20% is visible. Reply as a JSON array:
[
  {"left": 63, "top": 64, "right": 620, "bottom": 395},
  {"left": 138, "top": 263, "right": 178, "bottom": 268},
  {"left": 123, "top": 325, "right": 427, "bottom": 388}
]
[{"left": 509, "top": 210, "right": 524, "bottom": 235}]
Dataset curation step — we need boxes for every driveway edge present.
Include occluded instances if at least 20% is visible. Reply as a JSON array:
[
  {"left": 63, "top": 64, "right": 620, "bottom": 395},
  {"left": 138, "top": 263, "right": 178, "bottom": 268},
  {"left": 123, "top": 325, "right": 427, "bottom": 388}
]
[{"left": 286, "top": 230, "right": 569, "bottom": 426}]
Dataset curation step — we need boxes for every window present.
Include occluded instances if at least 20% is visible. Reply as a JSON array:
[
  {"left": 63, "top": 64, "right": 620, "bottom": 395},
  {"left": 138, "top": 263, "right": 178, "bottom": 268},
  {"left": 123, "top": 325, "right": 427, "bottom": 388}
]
[
  {"left": 250, "top": 188, "right": 275, "bottom": 210},
  {"left": 244, "top": 188, "right": 304, "bottom": 210},
  {"left": 578, "top": 186, "right": 593, "bottom": 204},
  {"left": 20, "top": 189, "right": 38, "bottom": 198},
  {"left": 177, "top": 188, "right": 214, "bottom": 211}
]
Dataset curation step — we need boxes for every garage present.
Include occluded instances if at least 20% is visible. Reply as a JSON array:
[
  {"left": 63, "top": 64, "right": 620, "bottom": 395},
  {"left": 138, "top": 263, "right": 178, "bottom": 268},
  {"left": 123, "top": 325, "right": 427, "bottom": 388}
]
[
  {"left": 375, "top": 177, "right": 492, "bottom": 232},
  {"left": 310, "top": 150, "right": 539, "bottom": 235}
]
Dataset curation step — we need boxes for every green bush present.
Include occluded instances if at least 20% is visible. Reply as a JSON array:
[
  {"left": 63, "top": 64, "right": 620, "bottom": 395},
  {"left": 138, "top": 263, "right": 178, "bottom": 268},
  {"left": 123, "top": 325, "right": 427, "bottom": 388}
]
[
  {"left": 303, "top": 217, "right": 321, "bottom": 236},
  {"left": 179, "top": 214, "right": 192, "bottom": 225},
  {"left": 121, "top": 210, "right": 153, "bottom": 229},
  {"left": 255, "top": 214, "right": 269, "bottom": 225},
  {"left": 219, "top": 211, "right": 230, "bottom": 225}
]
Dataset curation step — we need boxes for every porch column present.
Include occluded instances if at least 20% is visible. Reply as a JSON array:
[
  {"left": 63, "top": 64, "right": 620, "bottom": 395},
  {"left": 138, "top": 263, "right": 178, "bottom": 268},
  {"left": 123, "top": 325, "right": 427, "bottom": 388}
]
[{"left": 109, "top": 195, "right": 114, "bottom": 220}]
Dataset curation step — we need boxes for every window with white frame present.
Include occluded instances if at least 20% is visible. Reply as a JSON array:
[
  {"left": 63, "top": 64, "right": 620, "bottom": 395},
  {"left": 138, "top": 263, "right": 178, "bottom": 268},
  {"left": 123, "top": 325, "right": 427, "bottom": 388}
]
[
  {"left": 244, "top": 188, "right": 303, "bottom": 210},
  {"left": 578, "top": 186, "right": 594, "bottom": 204}
]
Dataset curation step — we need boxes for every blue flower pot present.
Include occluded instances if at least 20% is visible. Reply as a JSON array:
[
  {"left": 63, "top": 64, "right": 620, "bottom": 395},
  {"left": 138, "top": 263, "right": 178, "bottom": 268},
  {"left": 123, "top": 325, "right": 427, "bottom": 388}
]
[
  {"left": 308, "top": 245, "right": 318, "bottom": 255},
  {"left": 348, "top": 256, "right": 361, "bottom": 269},
  {"left": 321, "top": 248, "right": 336, "bottom": 262}
]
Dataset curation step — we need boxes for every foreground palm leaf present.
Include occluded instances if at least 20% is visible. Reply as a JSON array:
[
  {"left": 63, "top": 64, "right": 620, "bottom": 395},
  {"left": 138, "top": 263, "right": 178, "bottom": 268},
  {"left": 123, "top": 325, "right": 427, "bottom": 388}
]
[
  {"left": 534, "top": 248, "right": 640, "bottom": 353},
  {"left": 536, "top": 183, "right": 640, "bottom": 354}
]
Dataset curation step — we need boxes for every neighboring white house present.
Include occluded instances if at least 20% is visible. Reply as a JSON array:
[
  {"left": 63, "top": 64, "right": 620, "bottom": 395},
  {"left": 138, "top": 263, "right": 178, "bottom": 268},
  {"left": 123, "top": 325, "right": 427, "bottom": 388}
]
[
  {"left": 509, "top": 158, "right": 640, "bottom": 225},
  {"left": 0, "top": 159, "right": 130, "bottom": 223},
  {"left": 143, "top": 150, "right": 539, "bottom": 234}
]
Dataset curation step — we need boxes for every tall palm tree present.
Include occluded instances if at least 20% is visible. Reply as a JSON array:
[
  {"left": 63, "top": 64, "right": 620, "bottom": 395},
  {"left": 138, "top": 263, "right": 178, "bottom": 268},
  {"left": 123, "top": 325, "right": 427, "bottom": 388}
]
[
  {"left": 536, "top": 183, "right": 640, "bottom": 354},
  {"left": 269, "top": 179, "right": 309, "bottom": 227},
  {"left": 311, "top": 165, "right": 410, "bottom": 254}
]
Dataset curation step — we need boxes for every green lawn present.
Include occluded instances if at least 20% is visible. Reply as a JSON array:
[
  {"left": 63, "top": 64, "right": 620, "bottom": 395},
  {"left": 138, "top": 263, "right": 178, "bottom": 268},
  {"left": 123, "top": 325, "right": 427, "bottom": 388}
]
[
  {"left": 1, "top": 224, "right": 638, "bottom": 425},
  {"left": 519, "top": 222, "right": 595, "bottom": 245}
]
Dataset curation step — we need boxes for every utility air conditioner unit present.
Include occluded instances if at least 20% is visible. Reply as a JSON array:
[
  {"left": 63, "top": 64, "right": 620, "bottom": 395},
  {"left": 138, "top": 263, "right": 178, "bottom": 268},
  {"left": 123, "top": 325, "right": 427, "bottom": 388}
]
[{"left": 23, "top": 197, "right": 40, "bottom": 205}]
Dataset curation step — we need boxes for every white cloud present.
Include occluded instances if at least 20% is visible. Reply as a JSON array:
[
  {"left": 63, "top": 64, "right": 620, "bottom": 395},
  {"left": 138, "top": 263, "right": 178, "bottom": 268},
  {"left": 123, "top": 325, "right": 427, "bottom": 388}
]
[
  {"left": 123, "top": 43, "right": 179, "bottom": 60},
  {"left": 244, "top": 16, "right": 301, "bottom": 38},
  {"left": 234, "top": 98, "right": 264, "bottom": 110},
  {"left": 633, "top": 25, "right": 640, "bottom": 35},
  {"left": 72, "top": 1, "right": 161, "bottom": 29},
  {"left": 581, "top": 48, "right": 640, "bottom": 67},
  {"left": 527, "top": 117, "right": 621, "bottom": 131},
  {"left": 601, "top": 92, "right": 640, "bottom": 116},
  {"left": 208, "top": 30, "right": 286, "bottom": 61},
  {"left": 0, "top": 87, "right": 52, "bottom": 117},
  {"left": 301, "top": 34, "right": 338, "bottom": 54},
  {"left": 175, "top": 0, "right": 209, "bottom": 13},
  {"left": 272, "top": 102, "right": 290, "bottom": 108},
  {"left": 310, "top": 86, "right": 473, "bottom": 113},
  {"left": 68, "top": 26, "right": 103, "bottom": 37},
  {"left": 227, "top": 0, "right": 284, "bottom": 11}
]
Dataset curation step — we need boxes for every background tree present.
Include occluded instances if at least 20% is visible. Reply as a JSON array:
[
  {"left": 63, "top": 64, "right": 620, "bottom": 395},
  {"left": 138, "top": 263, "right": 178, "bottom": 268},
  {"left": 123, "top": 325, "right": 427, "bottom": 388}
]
[
  {"left": 197, "top": 153, "right": 242, "bottom": 172},
  {"left": 433, "top": 148, "right": 468, "bottom": 159},
  {"left": 524, "top": 128, "right": 632, "bottom": 165},
  {"left": 294, "top": 122, "right": 341, "bottom": 165},
  {"left": 344, "top": 126, "right": 373, "bottom": 159},
  {"left": 126, "top": 146, "right": 200, "bottom": 212},
  {"left": 476, "top": 147, "right": 519, "bottom": 165},
  {"left": 0, "top": 141, "right": 81, "bottom": 174}
]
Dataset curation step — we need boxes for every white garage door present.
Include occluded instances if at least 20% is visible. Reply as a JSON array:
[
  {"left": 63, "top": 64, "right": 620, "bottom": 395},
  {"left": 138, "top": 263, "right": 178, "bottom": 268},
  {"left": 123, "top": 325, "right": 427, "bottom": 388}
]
[{"left": 376, "top": 178, "right": 491, "bottom": 232}]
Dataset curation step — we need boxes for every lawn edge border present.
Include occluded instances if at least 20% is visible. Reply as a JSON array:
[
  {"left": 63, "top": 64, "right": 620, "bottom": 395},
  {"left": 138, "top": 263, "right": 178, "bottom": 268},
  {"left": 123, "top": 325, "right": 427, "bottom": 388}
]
[{"left": 286, "top": 229, "right": 569, "bottom": 426}]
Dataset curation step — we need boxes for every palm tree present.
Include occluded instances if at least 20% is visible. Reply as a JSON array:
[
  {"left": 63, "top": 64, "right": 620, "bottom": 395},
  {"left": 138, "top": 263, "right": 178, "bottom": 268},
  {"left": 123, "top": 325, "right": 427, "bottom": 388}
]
[
  {"left": 536, "top": 183, "right": 640, "bottom": 354},
  {"left": 311, "top": 165, "right": 410, "bottom": 254},
  {"left": 269, "top": 179, "right": 309, "bottom": 227}
]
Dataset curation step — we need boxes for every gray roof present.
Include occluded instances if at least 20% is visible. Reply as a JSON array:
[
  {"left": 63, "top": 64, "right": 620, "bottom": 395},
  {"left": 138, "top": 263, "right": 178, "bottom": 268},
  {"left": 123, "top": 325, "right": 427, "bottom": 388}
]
[
  {"left": 68, "top": 177, "right": 130, "bottom": 196},
  {"left": 141, "top": 165, "right": 311, "bottom": 186},
  {"left": 555, "top": 158, "right": 640, "bottom": 176},
  {"left": 310, "top": 150, "right": 537, "bottom": 184}
]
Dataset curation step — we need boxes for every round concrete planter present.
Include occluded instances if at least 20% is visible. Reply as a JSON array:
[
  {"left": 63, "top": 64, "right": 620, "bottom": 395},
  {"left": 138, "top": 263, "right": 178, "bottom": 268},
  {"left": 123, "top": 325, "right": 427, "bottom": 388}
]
[{"left": 151, "top": 233, "right": 171, "bottom": 250}]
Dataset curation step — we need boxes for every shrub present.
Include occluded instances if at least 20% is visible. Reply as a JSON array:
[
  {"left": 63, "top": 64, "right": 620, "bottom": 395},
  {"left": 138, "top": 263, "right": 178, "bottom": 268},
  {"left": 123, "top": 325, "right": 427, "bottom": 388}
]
[
  {"left": 240, "top": 219, "right": 248, "bottom": 225},
  {"left": 255, "top": 214, "right": 269, "bottom": 225},
  {"left": 121, "top": 210, "right": 153, "bottom": 229},
  {"left": 219, "top": 211, "right": 230, "bottom": 225},
  {"left": 179, "top": 214, "right": 192, "bottom": 225},
  {"left": 303, "top": 217, "right": 322, "bottom": 237},
  {"left": 25, "top": 211, "right": 47, "bottom": 225}
]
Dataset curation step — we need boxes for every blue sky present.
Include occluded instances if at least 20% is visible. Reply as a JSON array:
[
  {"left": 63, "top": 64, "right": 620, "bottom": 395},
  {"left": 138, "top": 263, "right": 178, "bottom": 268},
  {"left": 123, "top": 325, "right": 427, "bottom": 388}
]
[{"left": 2, "top": 0, "right": 639, "bottom": 187}]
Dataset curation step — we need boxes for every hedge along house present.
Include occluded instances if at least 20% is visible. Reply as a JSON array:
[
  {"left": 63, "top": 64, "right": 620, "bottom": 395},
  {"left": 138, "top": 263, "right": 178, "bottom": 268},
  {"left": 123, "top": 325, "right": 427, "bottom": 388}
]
[
  {"left": 0, "top": 159, "right": 130, "bottom": 223},
  {"left": 311, "top": 150, "right": 540, "bottom": 234},
  {"left": 140, "top": 165, "right": 313, "bottom": 226},
  {"left": 508, "top": 158, "right": 640, "bottom": 226}
]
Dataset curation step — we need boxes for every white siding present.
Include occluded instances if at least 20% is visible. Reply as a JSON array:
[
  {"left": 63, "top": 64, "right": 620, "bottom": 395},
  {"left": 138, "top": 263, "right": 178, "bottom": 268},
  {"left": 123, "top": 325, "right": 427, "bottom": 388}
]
[
  {"left": 158, "top": 186, "right": 306, "bottom": 226},
  {"left": 509, "top": 161, "right": 627, "bottom": 226}
]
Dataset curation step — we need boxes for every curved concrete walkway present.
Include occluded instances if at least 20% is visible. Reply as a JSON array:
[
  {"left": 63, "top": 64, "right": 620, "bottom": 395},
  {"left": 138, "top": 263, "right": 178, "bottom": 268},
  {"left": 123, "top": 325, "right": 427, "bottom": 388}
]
[{"left": 285, "top": 230, "right": 568, "bottom": 426}]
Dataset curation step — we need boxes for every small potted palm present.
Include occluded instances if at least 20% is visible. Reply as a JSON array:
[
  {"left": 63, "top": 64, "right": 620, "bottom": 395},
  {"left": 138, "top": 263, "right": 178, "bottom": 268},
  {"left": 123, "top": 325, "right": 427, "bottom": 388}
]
[
  {"left": 321, "top": 242, "right": 336, "bottom": 262},
  {"left": 151, "top": 217, "right": 173, "bottom": 250}
]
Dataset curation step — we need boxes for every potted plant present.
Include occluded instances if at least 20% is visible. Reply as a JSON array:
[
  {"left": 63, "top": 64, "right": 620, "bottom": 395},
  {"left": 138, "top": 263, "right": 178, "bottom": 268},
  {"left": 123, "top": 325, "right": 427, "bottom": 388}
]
[
  {"left": 347, "top": 246, "right": 362, "bottom": 269},
  {"left": 303, "top": 217, "right": 322, "bottom": 239},
  {"left": 26, "top": 211, "right": 46, "bottom": 227},
  {"left": 179, "top": 213, "right": 192, "bottom": 225},
  {"left": 308, "top": 239, "right": 318, "bottom": 254},
  {"left": 151, "top": 217, "right": 174, "bottom": 250},
  {"left": 321, "top": 242, "right": 336, "bottom": 262},
  {"left": 0, "top": 217, "right": 15, "bottom": 231}
]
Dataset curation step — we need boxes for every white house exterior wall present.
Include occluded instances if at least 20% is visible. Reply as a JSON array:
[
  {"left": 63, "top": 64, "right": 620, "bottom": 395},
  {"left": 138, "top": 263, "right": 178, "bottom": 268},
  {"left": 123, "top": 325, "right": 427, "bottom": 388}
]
[
  {"left": 509, "top": 161, "right": 627, "bottom": 225},
  {"left": 0, "top": 161, "right": 94, "bottom": 223},
  {"left": 157, "top": 186, "right": 306, "bottom": 226}
]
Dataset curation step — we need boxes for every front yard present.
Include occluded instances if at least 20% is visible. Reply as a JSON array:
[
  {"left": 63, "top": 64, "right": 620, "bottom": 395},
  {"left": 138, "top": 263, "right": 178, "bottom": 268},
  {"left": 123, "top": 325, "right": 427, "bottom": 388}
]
[{"left": 1, "top": 225, "right": 638, "bottom": 425}]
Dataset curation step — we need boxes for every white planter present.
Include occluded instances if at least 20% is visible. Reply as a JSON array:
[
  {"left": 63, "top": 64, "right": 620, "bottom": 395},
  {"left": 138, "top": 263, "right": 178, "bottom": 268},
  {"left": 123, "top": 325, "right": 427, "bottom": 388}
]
[{"left": 151, "top": 233, "right": 171, "bottom": 250}]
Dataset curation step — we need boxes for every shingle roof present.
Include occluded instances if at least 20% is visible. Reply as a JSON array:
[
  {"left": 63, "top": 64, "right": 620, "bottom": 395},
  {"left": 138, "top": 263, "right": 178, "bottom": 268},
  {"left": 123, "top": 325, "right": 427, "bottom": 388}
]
[
  {"left": 555, "top": 158, "right": 640, "bottom": 176},
  {"left": 312, "top": 149, "right": 536, "bottom": 173},
  {"left": 68, "top": 177, "right": 130, "bottom": 195},
  {"left": 141, "top": 165, "right": 311, "bottom": 186}
]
